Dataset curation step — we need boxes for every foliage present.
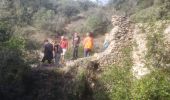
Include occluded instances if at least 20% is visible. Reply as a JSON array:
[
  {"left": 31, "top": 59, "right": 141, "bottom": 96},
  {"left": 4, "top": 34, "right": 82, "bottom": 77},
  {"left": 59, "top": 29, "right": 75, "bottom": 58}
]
[
  {"left": 146, "top": 31, "right": 165, "bottom": 68},
  {"left": 65, "top": 46, "right": 84, "bottom": 60},
  {"left": 131, "top": 2, "right": 170, "bottom": 22},
  {"left": 132, "top": 70, "right": 170, "bottom": 100},
  {"left": 92, "top": 33, "right": 168, "bottom": 99},
  {"left": 70, "top": 68, "right": 87, "bottom": 100},
  {"left": 94, "top": 45, "right": 133, "bottom": 100},
  {"left": 75, "top": 9, "right": 110, "bottom": 35},
  {"left": 86, "top": 14, "right": 107, "bottom": 34},
  {"left": 4, "top": 36, "right": 25, "bottom": 50},
  {"left": 97, "top": 65, "right": 132, "bottom": 100},
  {"left": 0, "top": 38, "right": 30, "bottom": 100},
  {"left": 77, "top": 0, "right": 96, "bottom": 11},
  {"left": 0, "top": 0, "right": 98, "bottom": 34},
  {"left": 32, "top": 8, "right": 56, "bottom": 31},
  {"left": 57, "top": 1, "right": 80, "bottom": 18},
  {"left": 107, "top": 0, "right": 170, "bottom": 21},
  {"left": 142, "top": 22, "right": 170, "bottom": 68},
  {"left": 0, "top": 49, "right": 29, "bottom": 100},
  {"left": 0, "top": 21, "right": 30, "bottom": 100},
  {"left": 1, "top": 0, "right": 170, "bottom": 100},
  {"left": 0, "top": 20, "right": 13, "bottom": 42}
]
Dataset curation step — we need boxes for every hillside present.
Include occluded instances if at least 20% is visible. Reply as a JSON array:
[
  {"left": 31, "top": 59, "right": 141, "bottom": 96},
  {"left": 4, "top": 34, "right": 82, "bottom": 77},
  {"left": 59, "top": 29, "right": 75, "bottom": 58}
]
[
  {"left": 0, "top": 0, "right": 170, "bottom": 100},
  {"left": 107, "top": 0, "right": 170, "bottom": 21}
]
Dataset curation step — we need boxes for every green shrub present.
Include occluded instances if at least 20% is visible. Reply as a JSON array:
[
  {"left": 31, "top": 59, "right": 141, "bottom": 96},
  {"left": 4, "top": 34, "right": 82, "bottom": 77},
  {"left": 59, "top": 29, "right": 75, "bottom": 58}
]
[
  {"left": 131, "top": 2, "right": 170, "bottom": 22},
  {"left": 4, "top": 36, "right": 25, "bottom": 50},
  {"left": 75, "top": 9, "right": 110, "bottom": 36},
  {"left": 94, "top": 67, "right": 170, "bottom": 100},
  {"left": 69, "top": 68, "right": 86, "bottom": 100},
  {"left": 86, "top": 12, "right": 109, "bottom": 35},
  {"left": 0, "top": 28, "right": 30, "bottom": 99},
  {"left": 93, "top": 45, "right": 133, "bottom": 100},
  {"left": 32, "top": 8, "right": 55, "bottom": 30},
  {"left": 137, "top": 0, "right": 154, "bottom": 10},
  {"left": 144, "top": 22, "right": 170, "bottom": 68},
  {"left": 132, "top": 70, "right": 170, "bottom": 100},
  {"left": 98, "top": 65, "right": 132, "bottom": 100},
  {"left": 57, "top": 2, "right": 80, "bottom": 18},
  {"left": 0, "top": 21, "right": 12, "bottom": 42}
]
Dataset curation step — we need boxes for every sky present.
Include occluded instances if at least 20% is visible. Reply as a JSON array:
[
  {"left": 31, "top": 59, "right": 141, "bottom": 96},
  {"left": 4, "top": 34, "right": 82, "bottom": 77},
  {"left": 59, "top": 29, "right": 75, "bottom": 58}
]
[{"left": 90, "top": 0, "right": 109, "bottom": 5}]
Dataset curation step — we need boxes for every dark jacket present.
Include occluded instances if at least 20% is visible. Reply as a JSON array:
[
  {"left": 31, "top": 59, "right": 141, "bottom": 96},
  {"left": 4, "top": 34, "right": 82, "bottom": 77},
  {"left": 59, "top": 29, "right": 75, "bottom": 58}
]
[
  {"left": 44, "top": 43, "right": 53, "bottom": 59},
  {"left": 72, "top": 36, "right": 80, "bottom": 47}
]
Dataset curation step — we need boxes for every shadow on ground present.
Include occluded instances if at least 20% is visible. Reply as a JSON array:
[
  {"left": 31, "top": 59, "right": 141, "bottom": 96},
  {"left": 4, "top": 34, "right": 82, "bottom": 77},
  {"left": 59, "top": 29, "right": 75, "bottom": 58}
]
[{"left": 22, "top": 65, "right": 110, "bottom": 100}]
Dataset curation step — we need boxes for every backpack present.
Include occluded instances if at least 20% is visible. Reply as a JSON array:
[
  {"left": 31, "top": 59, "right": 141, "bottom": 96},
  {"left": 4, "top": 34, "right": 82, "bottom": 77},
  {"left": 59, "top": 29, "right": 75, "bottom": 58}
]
[{"left": 103, "top": 41, "right": 109, "bottom": 50}]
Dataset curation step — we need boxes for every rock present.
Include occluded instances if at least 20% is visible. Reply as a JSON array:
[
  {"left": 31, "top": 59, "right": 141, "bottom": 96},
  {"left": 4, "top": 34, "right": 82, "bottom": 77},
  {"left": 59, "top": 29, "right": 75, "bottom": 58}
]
[
  {"left": 164, "top": 25, "right": 170, "bottom": 44},
  {"left": 132, "top": 24, "right": 151, "bottom": 79}
]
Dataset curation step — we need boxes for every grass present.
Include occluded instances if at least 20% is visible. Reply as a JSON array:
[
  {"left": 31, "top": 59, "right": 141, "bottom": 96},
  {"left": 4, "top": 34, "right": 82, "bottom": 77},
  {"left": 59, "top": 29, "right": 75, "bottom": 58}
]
[
  {"left": 92, "top": 22, "right": 170, "bottom": 99},
  {"left": 65, "top": 46, "right": 84, "bottom": 60}
]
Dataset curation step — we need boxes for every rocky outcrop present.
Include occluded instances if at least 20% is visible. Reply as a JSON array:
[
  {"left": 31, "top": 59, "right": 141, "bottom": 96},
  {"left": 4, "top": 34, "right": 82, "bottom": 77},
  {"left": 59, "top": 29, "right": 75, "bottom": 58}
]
[
  {"left": 132, "top": 25, "right": 150, "bottom": 79},
  {"left": 164, "top": 25, "right": 170, "bottom": 45}
]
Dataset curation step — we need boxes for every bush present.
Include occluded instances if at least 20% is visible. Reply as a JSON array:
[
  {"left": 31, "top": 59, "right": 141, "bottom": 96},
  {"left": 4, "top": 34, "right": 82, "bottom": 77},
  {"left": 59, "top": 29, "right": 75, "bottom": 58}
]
[
  {"left": 132, "top": 70, "right": 170, "bottom": 100},
  {"left": 94, "top": 66, "right": 170, "bottom": 100},
  {"left": 57, "top": 2, "right": 80, "bottom": 18},
  {"left": 70, "top": 68, "right": 87, "bottom": 100},
  {"left": 32, "top": 8, "right": 56, "bottom": 31},
  {"left": 96, "top": 65, "right": 132, "bottom": 100},
  {"left": 142, "top": 22, "right": 170, "bottom": 68},
  {"left": 93, "top": 46, "right": 133, "bottom": 100},
  {"left": 0, "top": 27, "right": 30, "bottom": 100},
  {"left": 131, "top": 2, "right": 170, "bottom": 22},
  {"left": 77, "top": 0, "right": 96, "bottom": 11},
  {"left": 136, "top": 0, "right": 154, "bottom": 10},
  {"left": 76, "top": 9, "right": 110, "bottom": 36},
  {"left": 0, "top": 21, "right": 12, "bottom": 42}
]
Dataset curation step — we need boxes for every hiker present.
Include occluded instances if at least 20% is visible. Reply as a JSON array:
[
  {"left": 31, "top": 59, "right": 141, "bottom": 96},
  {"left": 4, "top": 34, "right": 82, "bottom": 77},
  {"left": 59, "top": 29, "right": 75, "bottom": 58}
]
[
  {"left": 72, "top": 32, "right": 80, "bottom": 60},
  {"left": 83, "top": 32, "right": 94, "bottom": 57},
  {"left": 42, "top": 39, "right": 54, "bottom": 66},
  {"left": 54, "top": 40, "right": 62, "bottom": 67},
  {"left": 60, "top": 36, "right": 68, "bottom": 64},
  {"left": 103, "top": 33, "right": 110, "bottom": 50}
]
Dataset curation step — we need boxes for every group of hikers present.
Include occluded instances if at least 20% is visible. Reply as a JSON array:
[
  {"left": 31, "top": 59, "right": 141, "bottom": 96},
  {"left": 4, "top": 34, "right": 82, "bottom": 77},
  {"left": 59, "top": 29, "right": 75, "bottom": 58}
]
[{"left": 41, "top": 32, "right": 94, "bottom": 67}]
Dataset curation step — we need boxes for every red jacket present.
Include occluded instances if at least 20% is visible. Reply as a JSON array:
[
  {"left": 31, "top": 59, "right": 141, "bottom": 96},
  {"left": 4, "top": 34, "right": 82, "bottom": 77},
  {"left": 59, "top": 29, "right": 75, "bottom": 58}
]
[{"left": 60, "top": 39, "right": 68, "bottom": 49}]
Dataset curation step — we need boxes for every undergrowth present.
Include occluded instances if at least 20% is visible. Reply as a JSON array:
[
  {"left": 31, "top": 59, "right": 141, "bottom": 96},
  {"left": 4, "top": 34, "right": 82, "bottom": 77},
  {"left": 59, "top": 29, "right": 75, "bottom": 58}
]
[{"left": 92, "top": 27, "right": 170, "bottom": 100}]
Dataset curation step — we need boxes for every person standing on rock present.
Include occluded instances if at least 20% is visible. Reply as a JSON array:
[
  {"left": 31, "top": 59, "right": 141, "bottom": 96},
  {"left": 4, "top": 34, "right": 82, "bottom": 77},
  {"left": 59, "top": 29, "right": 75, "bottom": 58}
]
[
  {"left": 42, "top": 39, "right": 54, "bottom": 66},
  {"left": 54, "top": 40, "right": 62, "bottom": 67},
  {"left": 72, "top": 32, "right": 80, "bottom": 60},
  {"left": 60, "top": 36, "right": 68, "bottom": 64},
  {"left": 103, "top": 33, "right": 110, "bottom": 50},
  {"left": 83, "top": 32, "right": 94, "bottom": 57}
]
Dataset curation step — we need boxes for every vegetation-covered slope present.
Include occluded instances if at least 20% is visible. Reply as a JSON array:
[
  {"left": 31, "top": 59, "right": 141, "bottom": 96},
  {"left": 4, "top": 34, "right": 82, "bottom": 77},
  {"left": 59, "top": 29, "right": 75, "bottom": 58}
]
[
  {"left": 108, "top": 0, "right": 170, "bottom": 22},
  {"left": 0, "top": 0, "right": 170, "bottom": 100}
]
